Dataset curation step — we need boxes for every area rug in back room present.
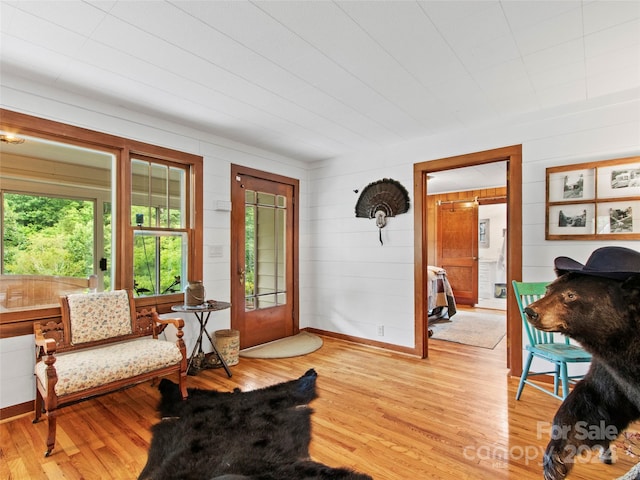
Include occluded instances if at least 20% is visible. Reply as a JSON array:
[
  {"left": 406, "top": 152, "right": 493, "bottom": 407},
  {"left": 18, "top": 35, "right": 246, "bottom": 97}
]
[{"left": 430, "top": 309, "right": 506, "bottom": 349}]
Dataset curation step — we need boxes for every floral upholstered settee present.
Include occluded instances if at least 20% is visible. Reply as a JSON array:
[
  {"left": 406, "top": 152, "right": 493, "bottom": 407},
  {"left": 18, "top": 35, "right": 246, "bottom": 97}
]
[{"left": 33, "top": 289, "right": 187, "bottom": 456}]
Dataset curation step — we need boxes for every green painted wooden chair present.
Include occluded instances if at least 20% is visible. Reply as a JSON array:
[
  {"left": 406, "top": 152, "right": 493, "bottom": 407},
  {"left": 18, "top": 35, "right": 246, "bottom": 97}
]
[{"left": 512, "top": 280, "right": 592, "bottom": 400}]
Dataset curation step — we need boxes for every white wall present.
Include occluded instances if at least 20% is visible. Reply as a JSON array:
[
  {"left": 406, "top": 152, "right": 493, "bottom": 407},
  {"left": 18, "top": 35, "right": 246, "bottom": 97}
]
[
  {"left": 1, "top": 71, "right": 639, "bottom": 410},
  {"left": 305, "top": 157, "right": 416, "bottom": 346}
]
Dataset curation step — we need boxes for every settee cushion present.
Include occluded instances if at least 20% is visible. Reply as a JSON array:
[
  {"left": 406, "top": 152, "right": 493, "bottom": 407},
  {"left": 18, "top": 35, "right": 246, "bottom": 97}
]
[
  {"left": 34, "top": 338, "right": 183, "bottom": 396},
  {"left": 67, "top": 290, "right": 132, "bottom": 344}
]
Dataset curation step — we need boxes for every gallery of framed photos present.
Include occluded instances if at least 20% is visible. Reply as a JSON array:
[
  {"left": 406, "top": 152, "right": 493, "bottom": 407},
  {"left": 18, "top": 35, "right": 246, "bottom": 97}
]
[{"left": 546, "top": 156, "right": 640, "bottom": 240}]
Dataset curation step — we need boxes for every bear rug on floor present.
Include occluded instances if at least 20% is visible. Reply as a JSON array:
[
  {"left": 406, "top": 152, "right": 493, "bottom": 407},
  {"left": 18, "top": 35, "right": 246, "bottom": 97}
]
[{"left": 138, "top": 369, "right": 372, "bottom": 480}]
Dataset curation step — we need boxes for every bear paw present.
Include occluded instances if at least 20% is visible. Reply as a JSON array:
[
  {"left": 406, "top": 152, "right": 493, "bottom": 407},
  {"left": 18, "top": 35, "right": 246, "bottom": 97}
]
[{"left": 543, "top": 447, "right": 570, "bottom": 480}]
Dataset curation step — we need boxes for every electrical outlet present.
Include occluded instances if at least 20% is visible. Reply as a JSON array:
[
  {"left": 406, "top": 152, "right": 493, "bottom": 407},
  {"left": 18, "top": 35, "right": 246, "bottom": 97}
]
[{"left": 377, "top": 325, "right": 384, "bottom": 336}]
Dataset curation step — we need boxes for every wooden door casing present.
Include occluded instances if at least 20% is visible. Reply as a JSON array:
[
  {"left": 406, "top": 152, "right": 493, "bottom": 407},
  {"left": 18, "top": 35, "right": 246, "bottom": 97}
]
[{"left": 414, "top": 145, "right": 522, "bottom": 375}]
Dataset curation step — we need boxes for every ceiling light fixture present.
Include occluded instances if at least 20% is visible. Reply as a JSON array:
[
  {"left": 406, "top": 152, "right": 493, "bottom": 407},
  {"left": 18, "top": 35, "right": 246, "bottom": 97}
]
[{"left": 0, "top": 134, "right": 25, "bottom": 145}]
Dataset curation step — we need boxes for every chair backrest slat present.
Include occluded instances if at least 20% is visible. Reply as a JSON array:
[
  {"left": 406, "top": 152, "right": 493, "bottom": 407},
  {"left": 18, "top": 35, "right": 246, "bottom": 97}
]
[{"left": 512, "top": 280, "right": 565, "bottom": 347}]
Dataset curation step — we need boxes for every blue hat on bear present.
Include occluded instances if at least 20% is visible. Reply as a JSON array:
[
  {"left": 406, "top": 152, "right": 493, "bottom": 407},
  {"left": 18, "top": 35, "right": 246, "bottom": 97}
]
[{"left": 555, "top": 246, "right": 640, "bottom": 280}]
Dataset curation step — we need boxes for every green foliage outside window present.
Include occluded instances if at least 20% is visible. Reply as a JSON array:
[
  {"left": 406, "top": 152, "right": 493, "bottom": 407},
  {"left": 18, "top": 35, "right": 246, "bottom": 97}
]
[
  {"left": 245, "top": 206, "right": 255, "bottom": 297},
  {"left": 3, "top": 193, "right": 94, "bottom": 278},
  {"left": 133, "top": 231, "right": 184, "bottom": 296}
]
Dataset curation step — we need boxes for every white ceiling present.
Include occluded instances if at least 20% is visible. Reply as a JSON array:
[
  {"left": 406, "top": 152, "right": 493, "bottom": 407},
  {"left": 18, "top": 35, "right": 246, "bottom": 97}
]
[{"left": 1, "top": 1, "right": 639, "bottom": 174}]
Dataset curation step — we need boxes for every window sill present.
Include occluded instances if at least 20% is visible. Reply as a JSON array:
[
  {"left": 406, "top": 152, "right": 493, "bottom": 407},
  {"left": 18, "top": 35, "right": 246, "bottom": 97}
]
[
  {"left": 0, "top": 293, "right": 186, "bottom": 339},
  {"left": 0, "top": 306, "right": 62, "bottom": 338}
]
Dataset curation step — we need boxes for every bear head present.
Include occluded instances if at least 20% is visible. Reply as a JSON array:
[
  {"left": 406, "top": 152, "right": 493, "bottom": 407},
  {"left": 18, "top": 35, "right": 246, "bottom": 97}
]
[{"left": 524, "top": 273, "right": 640, "bottom": 356}]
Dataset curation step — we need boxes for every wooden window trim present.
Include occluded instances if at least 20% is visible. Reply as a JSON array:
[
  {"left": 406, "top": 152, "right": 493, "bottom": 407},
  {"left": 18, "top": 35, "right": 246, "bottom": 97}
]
[{"left": 0, "top": 109, "right": 203, "bottom": 338}]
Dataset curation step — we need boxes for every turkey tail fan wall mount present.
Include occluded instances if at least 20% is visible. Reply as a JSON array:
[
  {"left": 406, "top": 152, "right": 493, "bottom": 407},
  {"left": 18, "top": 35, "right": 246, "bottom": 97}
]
[{"left": 355, "top": 178, "right": 410, "bottom": 245}]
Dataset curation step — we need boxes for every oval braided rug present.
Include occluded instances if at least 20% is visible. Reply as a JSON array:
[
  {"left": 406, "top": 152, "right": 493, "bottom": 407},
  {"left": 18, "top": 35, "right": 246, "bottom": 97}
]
[{"left": 240, "top": 332, "right": 323, "bottom": 359}]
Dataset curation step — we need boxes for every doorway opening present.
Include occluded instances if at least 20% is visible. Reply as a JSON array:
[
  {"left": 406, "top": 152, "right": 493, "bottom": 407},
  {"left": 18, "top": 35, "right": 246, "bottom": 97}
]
[
  {"left": 477, "top": 202, "right": 507, "bottom": 311},
  {"left": 432, "top": 180, "right": 507, "bottom": 308},
  {"left": 413, "top": 145, "right": 523, "bottom": 376}
]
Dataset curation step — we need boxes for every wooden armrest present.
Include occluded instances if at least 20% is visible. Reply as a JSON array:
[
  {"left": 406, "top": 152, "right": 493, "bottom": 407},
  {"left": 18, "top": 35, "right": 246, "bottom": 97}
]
[
  {"left": 151, "top": 312, "right": 185, "bottom": 339},
  {"left": 154, "top": 314, "right": 186, "bottom": 352},
  {"left": 34, "top": 326, "right": 57, "bottom": 356},
  {"left": 155, "top": 316, "right": 185, "bottom": 330}
]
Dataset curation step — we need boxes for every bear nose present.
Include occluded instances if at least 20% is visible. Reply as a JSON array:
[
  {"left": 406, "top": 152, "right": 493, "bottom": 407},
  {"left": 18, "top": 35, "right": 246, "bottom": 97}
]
[{"left": 524, "top": 307, "right": 538, "bottom": 321}]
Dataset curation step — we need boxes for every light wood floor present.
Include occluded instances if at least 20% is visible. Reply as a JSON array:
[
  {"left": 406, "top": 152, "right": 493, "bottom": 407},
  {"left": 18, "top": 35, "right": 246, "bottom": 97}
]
[{"left": 1, "top": 334, "right": 638, "bottom": 479}]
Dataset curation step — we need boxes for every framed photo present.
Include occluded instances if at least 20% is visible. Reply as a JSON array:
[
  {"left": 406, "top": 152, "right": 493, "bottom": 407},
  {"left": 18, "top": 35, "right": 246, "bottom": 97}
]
[
  {"left": 596, "top": 200, "right": 640, "bottom": 235},
  {"left": 547, "top": 168, "right": 595, "bottom": 202},
  {"left": 479, "top": 218, "right": 490, "bottom": 247},
  {"left": 597, "top": 161, "right": 640, "bottom": 199},
  {"left": 546, "top": 156, "right": 640, "bottom": 240},
  {"left": 548, "top": 204, "right": 595, "bottom": 237}
]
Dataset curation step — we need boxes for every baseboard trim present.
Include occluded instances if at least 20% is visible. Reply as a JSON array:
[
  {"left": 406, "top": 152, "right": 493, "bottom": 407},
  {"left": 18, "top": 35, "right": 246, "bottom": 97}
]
[
  {"left": 0, "top": 400, "right": 32, "bottom": 422},
  {"left": 303, "top": 327, "right": 419, "bottom": 357}
]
